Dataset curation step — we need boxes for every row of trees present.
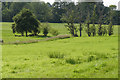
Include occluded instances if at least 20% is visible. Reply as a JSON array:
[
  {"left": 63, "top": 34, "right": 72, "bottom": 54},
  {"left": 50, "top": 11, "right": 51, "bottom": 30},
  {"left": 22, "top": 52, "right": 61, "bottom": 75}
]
[
  {"left": 2, "top": 1, "right": 120, "bottom": 24},
  {"left": 2, "top": 1, "right": 120, "bottom": 37},
  {"left": 60, "top": 2, "right": 118, "bottom": 37}
]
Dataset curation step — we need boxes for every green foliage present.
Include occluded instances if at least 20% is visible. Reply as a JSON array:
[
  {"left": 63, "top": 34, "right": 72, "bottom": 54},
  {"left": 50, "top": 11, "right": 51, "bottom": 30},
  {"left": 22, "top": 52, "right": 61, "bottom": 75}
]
[
  {"left": 13, "top": 8, "right": 40, "bottom": 37},
  {"left": 2, "top": 2, "right": 27, "bottom": 22},
  {"left": 85, "top": 12, "right": 91, "bottom": 37},
  {"left": 2, "top": 22, "right": 119, "bottom": 44},
  {"left": 29, "top": 2, "right": 53, "bottom": 22},
  {"left": 61, "top": 2, "right": 77, "bottom": 36},
  {"left": 103, "top": 26, "right": 107, "bottom": 36},
  {"left": 42, "top": 23, "right": 50, "bottom": 36},
  {"left": 2, "top": 2, "right": 119, "bottom": 26},
  {"left": 108, "top": 22, "right": 113, "bottom": 36},
  {"left": 91, "top": 5, "right": 97, "bottom": 36},
  {"left": 109, "top": 5, "right": 117, "bottom": 10},
  {"left": 50, "top": 28, "right": 59, "bottom": 36},
  {"left": 52, "top": 1, "right": 67, "bottom": 23}
]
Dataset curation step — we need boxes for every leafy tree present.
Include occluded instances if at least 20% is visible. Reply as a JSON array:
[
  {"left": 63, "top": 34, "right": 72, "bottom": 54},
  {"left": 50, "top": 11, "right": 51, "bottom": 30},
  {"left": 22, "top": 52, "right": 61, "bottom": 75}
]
[
  {"left": 97, "top": 3, "right": 109, "bottom": 36},
  {"left": 84, "top": 2, "right": 96, "bottom": 37},
  {"left": 13, "top": 8, "right": 40, "bottom": 37},
  {"left": 52, "top": 1, "right": 66, "bottom": 23},
  {"left": 107, "top": 5, "right": 116, "bottom": 36},
  {"left": 76, "top": 2, "right": 84, "bottom": 37},
  {"left": 9, "top": 2, "right": 27, "bottom": 16},
  {"left": 61, "top": 2, "right": 78, "bottom": 36},
  {"left": 112, "top": 11, "right": 120, "bottom": 25},
  {"left": 2, "top": 2, "right": 119, "bottom": 25},
  {"left": 85, "top": 12, "right": 91, "bottom": 37},
  {"left": 2, "top": 8, "right": 12, "bottom": 22},
  {"left": 29, "top": 2, "right": 53, "bottom": 22},
  {"left": 109, "top": 5, "right": 117, "bottom": 10},
  {"left": 91, "top": 4, "right": 96, "bottom": 36}
]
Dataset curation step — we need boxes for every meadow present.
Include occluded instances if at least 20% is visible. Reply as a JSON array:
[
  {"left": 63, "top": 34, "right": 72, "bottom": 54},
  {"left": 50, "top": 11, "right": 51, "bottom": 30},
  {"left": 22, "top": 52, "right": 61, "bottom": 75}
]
[{"left": 1, "top": 22, "right": 119, "bottom": 78}]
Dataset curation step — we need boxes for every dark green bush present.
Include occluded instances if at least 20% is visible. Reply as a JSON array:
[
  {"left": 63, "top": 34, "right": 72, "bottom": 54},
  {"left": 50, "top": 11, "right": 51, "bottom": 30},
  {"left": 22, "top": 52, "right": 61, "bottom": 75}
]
[{"left": 42, "top": 23, "right": 50, "bottom": 36}]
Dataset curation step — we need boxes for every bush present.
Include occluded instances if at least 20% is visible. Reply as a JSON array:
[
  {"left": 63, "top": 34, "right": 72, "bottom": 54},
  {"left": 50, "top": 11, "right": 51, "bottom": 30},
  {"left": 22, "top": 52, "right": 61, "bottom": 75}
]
[
  {"left": 42, "top": 23, "right": 50, "bottom": 36},
  {"left": 50, "top": 28, "right": 59, "bottom": 36},
  {"left": 48, "top": 52, "right": 64, "bottom": 59}
]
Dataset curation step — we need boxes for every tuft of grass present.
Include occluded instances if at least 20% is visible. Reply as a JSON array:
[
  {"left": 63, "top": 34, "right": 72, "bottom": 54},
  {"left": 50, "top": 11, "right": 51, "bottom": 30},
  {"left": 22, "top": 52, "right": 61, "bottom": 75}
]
[
  {"left": 24, "top": 58, "right": 30, "bottom": 61},
  {"left": 11, "top": 70, "right": 17, "bottom": 73},
  {"left": 87, "top": 55, "right": 96, "bottom": 62},
  {"left": 48, "top": 52, "right": 64, "bottom": 59},
  {"left": 65, "top": 57, "right": 82, "bottom": 64},
  {"left": 86, "top": 52, "right": 109, "bottom": 60}
]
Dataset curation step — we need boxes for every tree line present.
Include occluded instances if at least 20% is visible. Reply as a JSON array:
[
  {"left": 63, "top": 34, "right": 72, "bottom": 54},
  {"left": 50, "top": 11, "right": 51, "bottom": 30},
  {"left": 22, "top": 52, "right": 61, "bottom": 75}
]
[
  {"left": 2, "top": 1, "right": 120, "bottom": 37},
  {"left": 2, "top": 1, "right": 120, "bottom": 24}
]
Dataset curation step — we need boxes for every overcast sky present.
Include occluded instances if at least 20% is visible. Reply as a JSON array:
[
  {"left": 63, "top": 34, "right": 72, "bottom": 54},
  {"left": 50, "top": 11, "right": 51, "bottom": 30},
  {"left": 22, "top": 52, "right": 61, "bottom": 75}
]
[{"left": 41, "top": 0, "right": 120, "bottom": 9}]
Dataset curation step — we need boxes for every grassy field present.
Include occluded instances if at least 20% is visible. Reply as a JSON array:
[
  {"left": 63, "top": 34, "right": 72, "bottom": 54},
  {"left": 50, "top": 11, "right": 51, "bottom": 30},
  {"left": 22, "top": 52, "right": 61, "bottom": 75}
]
[
  {"left": 1, "top": 22, "right": 69, "bottom": 43},
  {"left": 1, "top": 22, "right": 119, "bottom": 78}
]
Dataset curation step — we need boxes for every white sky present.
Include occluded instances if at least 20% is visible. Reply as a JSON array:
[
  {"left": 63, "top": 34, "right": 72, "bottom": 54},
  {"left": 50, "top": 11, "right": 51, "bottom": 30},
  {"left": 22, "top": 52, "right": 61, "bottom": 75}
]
[{"left": 41, "top": 0, "right": 120, "bottom": 9}]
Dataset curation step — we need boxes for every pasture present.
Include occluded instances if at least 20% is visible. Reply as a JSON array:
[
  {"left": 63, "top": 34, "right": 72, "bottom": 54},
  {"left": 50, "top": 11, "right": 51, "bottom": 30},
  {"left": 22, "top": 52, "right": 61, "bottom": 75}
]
[{"left": 1, "top": 22, "right": 119, "bottom": 78}]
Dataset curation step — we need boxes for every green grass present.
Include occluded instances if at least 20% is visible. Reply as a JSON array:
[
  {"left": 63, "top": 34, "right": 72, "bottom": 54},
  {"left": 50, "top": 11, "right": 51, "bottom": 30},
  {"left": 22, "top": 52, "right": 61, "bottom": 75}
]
[
  {"left": 1, "top": 22, "right": 118, "bottom": 43},
  {"left": 1, "top": 22, "right": 69, "bottom": 43},
  {"left": 1, "top": 22, "right": 119, "bottom": 78}
]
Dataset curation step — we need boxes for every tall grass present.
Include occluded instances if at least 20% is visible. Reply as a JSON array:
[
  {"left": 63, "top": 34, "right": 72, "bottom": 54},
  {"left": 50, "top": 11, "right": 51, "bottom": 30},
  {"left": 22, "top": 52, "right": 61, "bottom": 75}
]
[{"left": 48, "top": 52, "right": 65, "bottom": 59}]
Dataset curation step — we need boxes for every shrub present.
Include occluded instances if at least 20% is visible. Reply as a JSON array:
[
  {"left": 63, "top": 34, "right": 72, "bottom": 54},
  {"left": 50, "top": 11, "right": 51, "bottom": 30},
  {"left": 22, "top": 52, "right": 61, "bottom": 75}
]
[
  {"left": 50, "top": 29, "right": 59, "bottom": 36},
  {"left": 42, "top": 23, "right": 50, "bottom": 36},
  {"left": 48, "top": 52, "right": 64, "bottom": 59},
  {"left": 43, "top": 27, "right": 49, "bottom": 36}
]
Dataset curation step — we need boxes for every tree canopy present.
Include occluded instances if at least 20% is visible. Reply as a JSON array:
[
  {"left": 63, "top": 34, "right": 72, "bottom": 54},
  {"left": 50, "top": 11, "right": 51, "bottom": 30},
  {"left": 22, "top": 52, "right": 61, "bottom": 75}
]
[
  {"left": 2, "top": 2, "right": 119, "bottom": 25},
  {"left": 13, "top": 8, "right": 40, "bottom": 37}
]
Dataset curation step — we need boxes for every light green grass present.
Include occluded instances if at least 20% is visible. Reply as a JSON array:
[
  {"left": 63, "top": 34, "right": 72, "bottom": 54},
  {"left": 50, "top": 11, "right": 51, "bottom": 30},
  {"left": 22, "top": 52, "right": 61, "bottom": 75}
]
[
  {"left": 1, "top": 22, "right": 118, "bottom": 43},
  {"left": 1, "top": 22, "right": 119, "bottom": 78}
]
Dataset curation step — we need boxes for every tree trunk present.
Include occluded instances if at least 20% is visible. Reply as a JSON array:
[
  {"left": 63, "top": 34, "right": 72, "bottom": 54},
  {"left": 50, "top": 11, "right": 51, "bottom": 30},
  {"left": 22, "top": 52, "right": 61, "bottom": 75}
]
[
  {"left": 87, "top": 23, "right": 91, "bottom": 37},
  {"left": 26, "top": 31, "right": 28, "bottom": 37},
  {"left": 98, "top": 24, "right": 102, "bottom": 36},
  {"left": 21, "top": 32, "right": 24, "bottom": 36},
  {"left": 79, "top": 23, "right": 82, "bottom": 37},
  {"left": 93, "top": 24, "right": 95, "bottom": 37},
  {"left": 44, "top": 34, "right": 47, "bottom": 36},
  {"left": 80, "top": 30, "right": 81, "bottom": 37},
  {"left": 71, "top": 23, "right": 74, "bottom": 36}
]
